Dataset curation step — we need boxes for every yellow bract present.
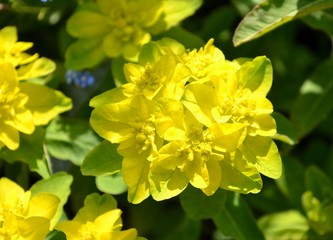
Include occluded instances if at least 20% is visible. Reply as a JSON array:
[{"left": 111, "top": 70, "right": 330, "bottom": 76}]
[
  {"left": 0, "top": 26, "right": 72, "bottom": 150},
  {"left": 90, "top": 38, "right": 282, "bottom": 203},
  {"left": 56, "top": 193, "right": 142, "bottom": 240},
  {"left": 0, "top": 178, "right": 60, "bottom": 240},
  {"left": 65, "top": 0, "right": 203, "bottom": 68}
]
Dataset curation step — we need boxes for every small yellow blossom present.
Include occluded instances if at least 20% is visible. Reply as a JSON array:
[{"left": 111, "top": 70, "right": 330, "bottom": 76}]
[
  {"left": 65, "top": 0, "right": 203, "bottom": 68},
  {"left": 56, "top": 193, "right": 144, "bottom": 240},
  {"left": 0, "top": 26, "right": 55, "bottom": 80},
  {"left": 0, "top": 26, "right": 72, "bottom": 150},
  {"left": 0, "top": 177, "right": 60, "bottom": 240},
  {"left": 180, "top": 38, "right": 226, "bottom": 80}
]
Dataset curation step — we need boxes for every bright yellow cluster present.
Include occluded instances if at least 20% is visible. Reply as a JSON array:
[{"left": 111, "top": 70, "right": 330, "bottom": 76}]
[
  {"left": 0, "top": 178, "right": 60, "bottom": 240},
  {"left": 90, "top": 38, "right": 282, "bottom": 203},
  {"left": 65, "top": 0, "right": 202, "bottom": 68},
  {"left": 56, "top": 193, "right": 144, "bottom": 240},
  {"left": 0, "top": 26, "right": 72, "bottom": 150}
]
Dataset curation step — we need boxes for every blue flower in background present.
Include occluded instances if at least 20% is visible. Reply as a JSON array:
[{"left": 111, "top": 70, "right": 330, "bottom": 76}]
[{"left": 66, "top": 70, "right": 95, "bottom": 88}]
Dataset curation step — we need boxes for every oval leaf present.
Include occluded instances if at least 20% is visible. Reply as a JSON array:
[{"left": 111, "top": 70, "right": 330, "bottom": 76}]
[
  {"left": 180, "top": 186, "right": 227, "bottom": 220},
  {"left": 81, "top": 140, "right": 122, "bottom": 176},
  {"left": 291, "top": 59, "right": 333, "bottom": 138},
  {"left": 233, "top": 0, "right": 333, "bottom": 46}
]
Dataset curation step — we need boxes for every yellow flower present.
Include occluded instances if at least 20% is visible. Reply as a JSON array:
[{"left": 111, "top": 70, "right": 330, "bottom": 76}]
[
  {"left": 0, "top": 26, "right": 72, "bottom": 150},
  {"left": 56, "top": 193, "right": 143, "bottom": 240},
  {"left": 180, "top": 38, "right": 226, "bottom": 80},
  {"left": 90, "top": 93, "right": 163, "bottom": 203},
  {"left": 0, "top": 26, "right": 56, "bottom": 81},
  {"left": 0, "top": 63, "right": 34, "bottom": 150},
  {"left": 89, "top": 38, "right": 282, "bottom": 202},
  {"left": 65, "top": 0, "right": 203, "bottom": 68},
  {"left": 0, "top": 177, "right": 60, "bottom": 240},
  {"left": 149, "top": 99, "right": 247, "bottom": 200},
  {"left": 122, "top": 51, "right": 190, "bottom": 100}
]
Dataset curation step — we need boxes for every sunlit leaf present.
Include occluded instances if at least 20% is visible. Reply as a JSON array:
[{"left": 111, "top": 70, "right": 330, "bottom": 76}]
[
  {"left": 30, "top": 172, "right": 73, "bottom": 228},
  {"left": 96, "top": 173, "right": 127, "bottom": 195},
  {"left": 45, "top": 117, "right": 101, "bottom": 166},
  {"left": 81, "top": 140, "right": 122, "bottom": 176},
  {"left": 0, "top": 127, "right": 50, "bottom": 178},
  {"left": 233, "top": 0, "right": 333, "bottom": 46},
  {"left": 258, "top": 210, "right": 309, "bottom": 240},
  {"left": 162, "top": 0, "right": 203, "bottom": 29},
  {"left": 65, "top": 38, "right": 106, "bottom": 70},
  {"left": 73, "top": 193, "right": 117, "bottom": 223}
]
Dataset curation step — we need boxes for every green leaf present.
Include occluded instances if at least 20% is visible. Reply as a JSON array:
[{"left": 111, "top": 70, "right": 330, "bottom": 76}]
[
  {"left": 213, "top": 193, "right": 265, "bottom": 240},
  {"left": 180, "top": 186, "right": 227, "bottom": 220},
  {"left": 0, "top": 127, "right": 50, "bottom": 179},
  {"left": 272, "top": 112, "right": 298, "bottom": 145},
  {"left": 157, "top": 26, "right": 204, "bottom": 49},
  {"left": 305, "top": 165, "right": 333, "bottom": 202},
  {"left": 258, "top": 210, "right": 309, "bottom": 240},
  {"left": 302, "top": 191, "right": 332, "bottom": 235},
  {"left": 45, "top": 117, "right": 101, "bottom": 166},
  {"left": 162, "top": 0, "right": 203, "bottom": 29},
  {"left": 233, "top": 0, "right": 333, "bottom": 46},
  {"left": 73, "top": 193, "right": 117, "bottom": 222},
  {"left": 302, "top": 9, "right": 333, "bottom": 36},
  {"left": 81, "top": 140, "right": 122, "bottom": 176},
  {"left": 65, "top": 38, "right": 106, "bottom": 70},
  {"left": 291, "top": 59, "right": 333, "bottom": 138},
  {"left": 275, "top": 156, "right": 306, "bottom": 208},
  {"left": 30, "top": 172, "right": 73, "bottom": 228},
  {"left": 111, "top": 57, "right": 127, "bottom": 87},
  {"left": 161, "top": 217, "right": 201, "bottom": 240},
  {"left": 96, "top": 173, "right": 127, "bottom": 195}
]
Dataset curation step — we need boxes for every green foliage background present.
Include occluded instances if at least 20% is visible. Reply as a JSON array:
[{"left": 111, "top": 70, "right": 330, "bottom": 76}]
[{"left": 1, "top": 0, "right": 333, "bottom": 239}]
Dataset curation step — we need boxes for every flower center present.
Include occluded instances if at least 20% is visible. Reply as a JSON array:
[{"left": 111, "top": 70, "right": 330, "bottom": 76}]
[
  {"left": 217, "top": 88, "right": 256, "bottom": 124},
  {"left": 134, "top": 114, "right": 157, "bottom": 154},
  {"left": 79, "top": 222, "right": 97, "bottom": 240},
  {"left": 109, "top": 8, "right": 136, "bottom": 42},
  {"left": 182, "top": 50, "right": 214, "bottom": 79},
  {"left": 175, "top": 129, "right": 214, "bottom": 170}
]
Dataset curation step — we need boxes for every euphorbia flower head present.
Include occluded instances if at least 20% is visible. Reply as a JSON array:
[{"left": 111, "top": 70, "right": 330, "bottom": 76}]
[
  {"left": 65, "top": 0, "right": 203, "bottom": 68},
  {"left": 0, "top": 26, "right": 72, "bottom": 150},
  {"left": 0, "top": 178, "right": 60, "bottom": 240},
  {"left": 89, "top": 38, "right": 282, "bottom": 203}
]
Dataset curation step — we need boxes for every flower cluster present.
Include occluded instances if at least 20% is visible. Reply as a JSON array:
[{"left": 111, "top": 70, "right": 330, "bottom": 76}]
[
  {"left": 90, "top": 38, "right": 282, "bottom": 203},
  {"left": 56, "top": 193, "right": 144, "bottom": 240},
  {"left": 0, "top": 177, "right": 60, "bottom": 240},
  {"left": 65, "top": 0, "right": 202, "bottom": 69},
  {"left": 0, "top": 26, "right": 72, "bottom": 150}
]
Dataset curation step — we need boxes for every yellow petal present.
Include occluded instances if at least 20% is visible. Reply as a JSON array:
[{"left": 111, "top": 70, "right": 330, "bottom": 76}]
[
  {"left": 55, "top": 220, "right": 83, "bottom": 239},
  {"left": 17, "top": 216, "right": 50, "bottom": 240},
  {"left": 19, "top": 83, "right": 72, "bottom": 125},
  {"left": 122, "top": 155, "right": 151, "bottom": 204},
  {"left": 28, "top": 193, "right": 60, "bottom": 221},
  {"left": 242, "top": 136, "right": 282, "bottom": 179},
  {"left": 110, "top": 228, "right": 138, "bottom": 240},
  {"left": 67, "top": 11, "right": 109, "bottom": 38}
]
